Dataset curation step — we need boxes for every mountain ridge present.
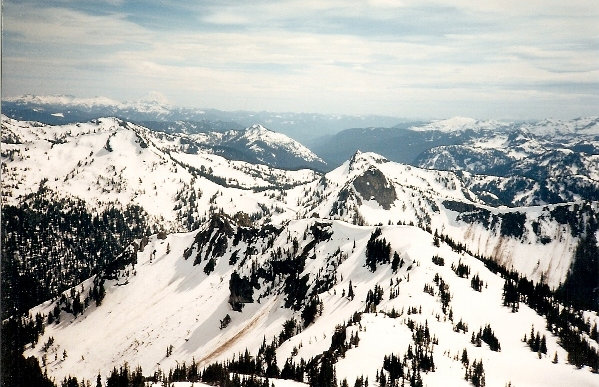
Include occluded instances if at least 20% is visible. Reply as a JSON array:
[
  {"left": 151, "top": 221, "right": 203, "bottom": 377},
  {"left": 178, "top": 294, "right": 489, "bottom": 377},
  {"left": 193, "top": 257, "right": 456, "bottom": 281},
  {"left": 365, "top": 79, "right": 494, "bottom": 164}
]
[
  {"left": 2, "top": 116, "right": 594, "bottom": 289},
  {"left": 22, "top": 215, "right": 599, "bottom": 385},
  {"left": 2, "top": 95, "right": 405, "bottom": 144},
  {"left": 2, "top": 114, "right": 598, "bottom": 387}
]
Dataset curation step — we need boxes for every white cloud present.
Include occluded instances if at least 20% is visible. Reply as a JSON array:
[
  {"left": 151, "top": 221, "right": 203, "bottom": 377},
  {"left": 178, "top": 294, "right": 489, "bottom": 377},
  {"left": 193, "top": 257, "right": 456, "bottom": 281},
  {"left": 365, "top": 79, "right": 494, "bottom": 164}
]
[
  {"left": 5, "top": 7, "right": 146, "bottom": 46},
  {"left": 3, "top": 0, "right": 598, "bottom": 119}
]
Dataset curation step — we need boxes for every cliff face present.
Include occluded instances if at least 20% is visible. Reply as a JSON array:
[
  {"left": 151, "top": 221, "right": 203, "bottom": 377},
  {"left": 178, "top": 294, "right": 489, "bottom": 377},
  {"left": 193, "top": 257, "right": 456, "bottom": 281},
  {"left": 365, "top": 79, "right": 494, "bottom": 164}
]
[{"left": 353, "top": 167, "right": 397, "bottom": 210}]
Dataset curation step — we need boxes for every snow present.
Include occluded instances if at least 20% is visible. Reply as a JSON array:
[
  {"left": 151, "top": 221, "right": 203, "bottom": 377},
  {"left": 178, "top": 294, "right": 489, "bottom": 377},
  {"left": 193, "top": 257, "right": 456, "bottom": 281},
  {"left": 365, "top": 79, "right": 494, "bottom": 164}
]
[
  {"left": 149, "top": 379, "right": 307, "bottom": 387},
  {"left": 5, "top": 114, "right": 599, "bottom": 386},
  {"left": 293, "top": 151, "right": 585, "bottom": 288},
  {"left": 521, "top": 117, "right": 599, "bottom": 136},
  {"left": 1, "top": 116, "right": 319, "bottom": 229},
  {"left": 5, "top": 94, "right": 121, "bottom": 108},
  {"left": 2, "top": 115, "right": 587, "bottom": 287},
  {"left": 335, "top": 313, "right": 413, "bottom": 382},
  {"left": 408, "top": 116, "right": 599, "bottom": 136},
  {"left": 244, "top": 124, "right": 323, "bottom": 162},
  {"left": 4, "top": 94, "right": 171, "bottom": 114},
  {"left": 25, "top": 219, "right": 599, "bottom": 386},
  {"left": 190, "top": 124, "right": 326, "bottom": 166},
  {"left": 409, "top": 117, "right": 507, "bottom": 133}
]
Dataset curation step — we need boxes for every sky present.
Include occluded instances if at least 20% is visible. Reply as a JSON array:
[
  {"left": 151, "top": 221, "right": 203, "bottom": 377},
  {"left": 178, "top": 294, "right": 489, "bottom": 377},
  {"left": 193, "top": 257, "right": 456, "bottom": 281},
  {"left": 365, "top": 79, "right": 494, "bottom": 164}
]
[{"left": 2, "top": 0, "right": 598, "bottom": 119}]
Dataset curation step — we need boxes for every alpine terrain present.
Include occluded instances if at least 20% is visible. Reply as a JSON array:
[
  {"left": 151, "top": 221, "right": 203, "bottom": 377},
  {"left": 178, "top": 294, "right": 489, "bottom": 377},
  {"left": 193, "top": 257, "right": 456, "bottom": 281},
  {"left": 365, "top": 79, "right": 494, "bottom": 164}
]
[{"left": 1, "top": 112, "right": 598, "bottom": 387}]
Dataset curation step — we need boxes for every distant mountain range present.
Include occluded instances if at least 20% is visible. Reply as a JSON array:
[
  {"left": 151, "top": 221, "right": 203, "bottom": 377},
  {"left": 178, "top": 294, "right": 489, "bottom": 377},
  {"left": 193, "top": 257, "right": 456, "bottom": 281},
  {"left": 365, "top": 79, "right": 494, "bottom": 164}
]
[
  {"left": 4, "top": 95, "right": 599, "bottom": 204},
  {"left": 2, "top": 95, "right": 404, "bottom": 144},
  {"left": 190, "top": 124, "right": 327, "bottom": 171},
  {"left": 312, "top": 116, "right": 599, "bottom": 168}
]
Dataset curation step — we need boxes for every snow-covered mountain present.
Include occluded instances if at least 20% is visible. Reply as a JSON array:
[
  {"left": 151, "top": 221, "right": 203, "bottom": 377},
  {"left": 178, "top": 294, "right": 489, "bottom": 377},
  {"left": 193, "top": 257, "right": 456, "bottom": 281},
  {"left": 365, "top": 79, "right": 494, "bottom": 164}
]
[
  {"left": 2, "top": 116, "right": 593, "bottom": 287},
  {"left": 3, "top": 115, "right": 599, "bottom": 387},
  {"left": 520, "top": 117, "right": 599, "bottom": 136},
  {"left": 313, "top": 117, "right": 599, "bottom": 205},
  {"left": 415, "top": 125, "right": 599, "bottom": 205},
  {"left": 1, "top": 115, "right": 320, "bottom": 231},
  {"left": 2, "top": 94, "right": 176, "bottom": 125},
  {"left": 5, "top": 94, "right": 126, "bottom": 109},
  {"left": 4, "top": 93, "right": 178, "bottom": 117},
  {"left": 311, "top": 117, "right": 511, "bottom": 168},
  {"left": 24, "top": 215, "right": 599, "bottom": 386},
  {"left": 408, "top": 117, "right": 510, "bottom": 133},
  {"left": 190, "top": 124, "right": 327, "bottom": 171},
  {"left": 292, "top": 151, "right": 597, "bottom": 289},
  {"left": 314, "top": 115, "right": 596, "bottom": 156}
]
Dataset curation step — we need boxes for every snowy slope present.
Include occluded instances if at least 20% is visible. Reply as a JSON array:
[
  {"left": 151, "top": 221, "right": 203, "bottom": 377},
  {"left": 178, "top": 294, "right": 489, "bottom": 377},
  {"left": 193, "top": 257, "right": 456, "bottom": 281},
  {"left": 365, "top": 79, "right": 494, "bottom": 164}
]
[
  {"left": 25, "top": 217, "right": 599, "bottom": 386},
  {"left": 1, "top": 115, "right": 319, "bottom": 230},
  {"left": 2, "top": 113, "right": 590, "bottom": 287},
  {"left": 189, "top": 124, "right": 327, "bottom": 170},
  {"left": 9, "top": 113, "right": 598, "bottom": 386},
  {"left": 241, "top": 124, "right": 325, "bottom": 165},
  {"left": 4, "top": 113, "right": 592, "bottom": 287},
  {"left": 521, "top": 117, "right": 599, "bottom": 136},
  {"left": 292, "top": 151, "right": 592, "bottom": 287}
]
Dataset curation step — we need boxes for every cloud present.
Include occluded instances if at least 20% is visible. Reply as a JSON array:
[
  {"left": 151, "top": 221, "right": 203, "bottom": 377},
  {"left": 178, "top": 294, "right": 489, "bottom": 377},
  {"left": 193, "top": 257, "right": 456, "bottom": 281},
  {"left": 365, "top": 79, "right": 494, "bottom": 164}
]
[
  {"left": 2, "top": 0, "right": 598, "bottom": 119},
  {"left": 142, "top": 91, "right": 170, "bottom": 105},
  {"left": 5, "top": 5, "right": 148, "bottom": 46}
]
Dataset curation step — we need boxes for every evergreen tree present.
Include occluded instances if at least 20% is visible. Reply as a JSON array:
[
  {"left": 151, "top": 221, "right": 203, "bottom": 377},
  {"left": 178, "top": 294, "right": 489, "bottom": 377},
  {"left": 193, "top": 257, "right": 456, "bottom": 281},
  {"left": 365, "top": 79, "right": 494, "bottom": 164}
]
[
  {"left": 302, "top": 297, "right": 321, "bottom": 327},
  {"left": 310, "top": 354, "right": 337, "bottom": 387},
  {"left": 365, "top": 228, "right": 391, "bottom": 272},
  {"left": 61, "top": 376, "right": 79, "bottom": 387},
  {"left": 540, "top": 335, "right": 547, "bottom": 354},
  {"left": 392, "top": 252, "right": 400, "bottom": 273},
  {"left": 347, "top": 280, "right": 355, "bottom": 300},
  {"left": 502, "top": 279, "right": 519, "bottom": 312},
  {"left": 470, "top": 360, "right": 485, "bottom": 387},
  {"left": 461, "top": 349, "right": 469, "bottom": 365}
]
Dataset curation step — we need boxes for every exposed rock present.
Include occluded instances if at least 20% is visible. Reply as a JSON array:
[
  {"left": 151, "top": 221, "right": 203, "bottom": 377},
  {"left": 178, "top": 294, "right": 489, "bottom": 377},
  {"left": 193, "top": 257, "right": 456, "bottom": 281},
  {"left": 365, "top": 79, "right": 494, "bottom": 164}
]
[{"left": 352, "top": 167, "right": 396, "bottom": 210}]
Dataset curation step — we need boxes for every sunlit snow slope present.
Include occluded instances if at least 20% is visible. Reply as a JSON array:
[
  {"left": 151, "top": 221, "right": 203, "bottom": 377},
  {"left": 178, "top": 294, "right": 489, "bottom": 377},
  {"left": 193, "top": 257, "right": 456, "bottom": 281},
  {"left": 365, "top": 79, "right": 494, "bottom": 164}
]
[
  {"left": 26, "top": 217, "right": 599, "bottom": 386},
  {"left": 1, "top": 116, "right": 319, "bottom": 230}
]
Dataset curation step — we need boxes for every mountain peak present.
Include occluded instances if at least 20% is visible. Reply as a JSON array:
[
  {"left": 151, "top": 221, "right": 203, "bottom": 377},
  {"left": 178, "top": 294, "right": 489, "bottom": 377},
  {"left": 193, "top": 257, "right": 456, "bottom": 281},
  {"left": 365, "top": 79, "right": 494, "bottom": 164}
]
[
  {"left": 247, "top": 123, "right": 269, "bottom": 132},
  {"left": 347, "top": 150, "right": 388, "bottom": 173},
  {"left": 240, "top": 124, "right": 326, "bottom": 167},
  {"left": 349, "top": 149, "right": 362, "bottom": 161}
]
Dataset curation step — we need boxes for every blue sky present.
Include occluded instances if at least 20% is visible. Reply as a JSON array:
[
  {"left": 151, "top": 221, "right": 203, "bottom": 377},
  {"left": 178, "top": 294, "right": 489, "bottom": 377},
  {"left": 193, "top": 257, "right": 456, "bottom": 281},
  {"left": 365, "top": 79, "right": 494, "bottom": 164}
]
[{"left": 2, "top": 0, "right": 598, "bottom": 119}]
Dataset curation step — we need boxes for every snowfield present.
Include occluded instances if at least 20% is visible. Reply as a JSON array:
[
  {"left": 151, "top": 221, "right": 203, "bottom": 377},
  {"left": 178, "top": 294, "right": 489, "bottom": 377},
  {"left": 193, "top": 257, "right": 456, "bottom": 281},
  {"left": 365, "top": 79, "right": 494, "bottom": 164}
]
[
  {"left": 4, "top": 116, "right": 588, "bottom": 289},
  {"left": 3, "top": 114, "right": 598, "bottom": 386},
  {"left": 408, "top": 117, "right": 509, "bottom": 133},
  {"left": 1, "top": 115, "right": 320, "bottom": 230},
  {"left": 25, "top": 218, "right": 599, "bottom": 386}
]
